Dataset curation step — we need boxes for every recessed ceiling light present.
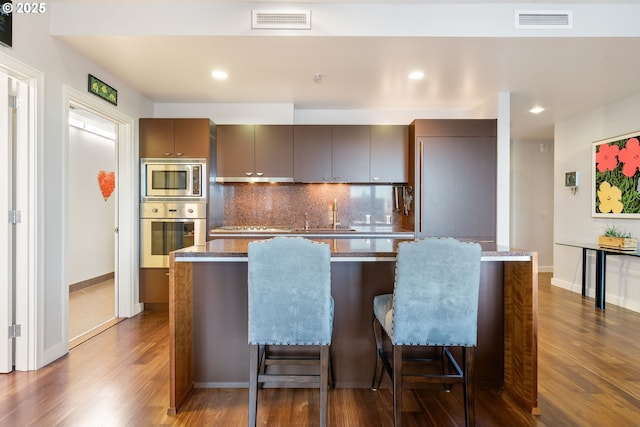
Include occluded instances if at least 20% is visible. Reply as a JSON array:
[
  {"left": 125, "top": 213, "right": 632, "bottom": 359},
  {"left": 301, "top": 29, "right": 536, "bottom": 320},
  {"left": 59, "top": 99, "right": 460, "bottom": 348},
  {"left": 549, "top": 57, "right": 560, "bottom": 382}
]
[
  {"left": 408, "top": 71, "right": 425, "bottom": 80},
  {"left": 211, "top": 70, "right": 228, "bottom": 80},
  {"left": 529, "top": 106, "right": 545, "bottom": 114}
]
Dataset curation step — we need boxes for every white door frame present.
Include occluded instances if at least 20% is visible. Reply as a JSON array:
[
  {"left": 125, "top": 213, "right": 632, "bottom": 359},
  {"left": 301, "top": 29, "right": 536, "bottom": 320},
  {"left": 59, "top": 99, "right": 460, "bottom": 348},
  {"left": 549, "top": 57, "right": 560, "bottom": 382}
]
[
  {"left": 62, "top": 86, "right": 141, "bottom": 336},
  {"left": 0, "top": 69, "right": 13, "bottom": 372},
  {"left": 0, "top": 51, "right": 44, "bottom": 371}
]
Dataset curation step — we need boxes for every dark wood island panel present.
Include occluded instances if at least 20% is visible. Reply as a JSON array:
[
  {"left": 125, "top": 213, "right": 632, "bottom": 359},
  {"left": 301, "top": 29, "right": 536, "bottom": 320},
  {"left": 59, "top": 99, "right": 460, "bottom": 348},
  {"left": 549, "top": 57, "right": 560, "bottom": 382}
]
[{"left": 168, "top": 239, "right": 538, "bottom": 416}]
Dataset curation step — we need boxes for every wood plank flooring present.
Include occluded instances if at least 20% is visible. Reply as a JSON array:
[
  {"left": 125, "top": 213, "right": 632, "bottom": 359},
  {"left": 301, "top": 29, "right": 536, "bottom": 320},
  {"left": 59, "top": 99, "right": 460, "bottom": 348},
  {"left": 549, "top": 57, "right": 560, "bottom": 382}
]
[{"left": 1, "top": 273, "right": 640, "bottom": 426}]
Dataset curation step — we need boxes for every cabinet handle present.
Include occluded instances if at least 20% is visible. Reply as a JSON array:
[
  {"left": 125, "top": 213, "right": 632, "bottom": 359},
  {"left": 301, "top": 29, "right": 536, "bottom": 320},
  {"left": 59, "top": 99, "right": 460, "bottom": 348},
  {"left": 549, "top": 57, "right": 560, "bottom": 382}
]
[
  {"left": 245, "top": 172, "right": 253, "bottom": 176},
  {"left": 176, "top": 152, "right": 184, "bottom": 157},
  {"left": 333, "top": 177, "right": 341, "bottom": 181},
  {"left": 163, "top": 152, "right": 172, "bottom": 156},
  {"left": 419, "top": 140, "right": 424, "bottom": 234},
  {"left": 372, "top": 176, "right": 380, "bottom": 181},
  {"left": 323, "top": 177, "right": 331, "bottom": 181},
  {"left": 256, "top": 172, "right": 264, "bottom": 176}
]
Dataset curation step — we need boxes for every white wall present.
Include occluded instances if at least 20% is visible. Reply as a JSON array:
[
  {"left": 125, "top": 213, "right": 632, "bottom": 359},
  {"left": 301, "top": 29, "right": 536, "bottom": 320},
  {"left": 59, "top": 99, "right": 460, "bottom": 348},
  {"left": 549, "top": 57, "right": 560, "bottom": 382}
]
[
  {"left": 68, "top": 127, "right": 115, "bottom": 285},
  {"left": 0, "top": 13, "right": 153, "bottom": 367},
  {"left": 554, "top": 93, "right": 640, "bottom": 312},
  {"left": 511, "top": 139, "right": 554, "bottom": 271}
]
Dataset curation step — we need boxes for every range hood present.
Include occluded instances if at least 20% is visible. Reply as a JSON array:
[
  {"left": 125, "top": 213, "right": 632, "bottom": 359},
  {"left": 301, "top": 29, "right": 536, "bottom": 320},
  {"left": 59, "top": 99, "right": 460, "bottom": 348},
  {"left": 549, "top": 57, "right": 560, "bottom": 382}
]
[{"left": 214, "top": 176, "right": 294, "bottom": 183}]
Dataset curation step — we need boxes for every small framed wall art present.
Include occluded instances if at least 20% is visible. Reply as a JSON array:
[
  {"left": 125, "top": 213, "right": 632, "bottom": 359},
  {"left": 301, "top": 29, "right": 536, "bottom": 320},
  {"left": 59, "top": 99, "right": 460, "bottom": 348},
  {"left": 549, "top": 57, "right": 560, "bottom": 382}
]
[
  {"left": 0, "top": 1, "right": 12, "bottom": 48},
  {"left": 592, "top": 130, "right": 640, "bottom": 218},
  {"left": 88, "top": 74, "right": 118, "bottom": 106}
]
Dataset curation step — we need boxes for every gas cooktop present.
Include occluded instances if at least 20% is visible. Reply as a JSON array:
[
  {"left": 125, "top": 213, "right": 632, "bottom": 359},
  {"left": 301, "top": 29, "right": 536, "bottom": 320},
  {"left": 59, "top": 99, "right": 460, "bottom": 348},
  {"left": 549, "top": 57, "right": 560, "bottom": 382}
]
[{"left": 210, "top": 226, "right": 292, "bottom": 233}]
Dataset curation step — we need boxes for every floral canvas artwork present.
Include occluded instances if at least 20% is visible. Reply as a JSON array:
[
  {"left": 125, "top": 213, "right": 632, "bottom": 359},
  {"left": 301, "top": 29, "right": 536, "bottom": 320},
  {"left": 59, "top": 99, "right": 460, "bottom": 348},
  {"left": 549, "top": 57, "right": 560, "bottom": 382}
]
[{"left": 593, "top": 131, "right": 640, "bottom": 217}]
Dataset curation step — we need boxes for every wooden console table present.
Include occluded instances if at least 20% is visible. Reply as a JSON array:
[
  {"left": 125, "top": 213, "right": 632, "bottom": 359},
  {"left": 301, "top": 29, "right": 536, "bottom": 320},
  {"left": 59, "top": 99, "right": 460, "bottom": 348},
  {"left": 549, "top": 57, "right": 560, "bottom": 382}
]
[{"left": 556, "top": 242, "right": 640, "bottom": 310}]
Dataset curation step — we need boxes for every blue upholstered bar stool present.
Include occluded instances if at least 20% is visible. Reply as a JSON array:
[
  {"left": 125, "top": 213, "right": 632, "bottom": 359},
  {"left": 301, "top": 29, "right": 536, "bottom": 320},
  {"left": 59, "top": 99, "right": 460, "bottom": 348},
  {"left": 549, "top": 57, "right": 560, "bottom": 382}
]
[
  {"left": 247, "top": 237, "right": 333, "bottom": 427},
  {"left": 371, "top": 237, "right": 482, "bottom": 427}
]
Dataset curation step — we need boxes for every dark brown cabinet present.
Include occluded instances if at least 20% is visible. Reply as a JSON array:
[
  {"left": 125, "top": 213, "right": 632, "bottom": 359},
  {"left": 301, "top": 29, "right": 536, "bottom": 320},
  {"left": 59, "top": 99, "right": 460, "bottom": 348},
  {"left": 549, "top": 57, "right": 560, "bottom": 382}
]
[
  {"left": 216, "top": 124, "right": 293, "bottom": 181},
  {"left": 370, "top": 125, "right": 408, "bottom": 183},
  {"left": 293, "top": 125, "right": 332, "bottom": 182},
  {"left": 294, "top": 125, "right": 404, "bottom": 183},
  {"left": 138, "top": 118, "right": 213, "bottom": 307},
  {"left": 331, "top": 126, "right": 370, "bottom": 183},
  {"left": 216, "top": 124, "right": 254, "bottom": 178},
  {"left": 139, "top": 118, "right": 210, "bottom": 158},
  {"left": 139, "top": 268, "right": 169, "bottom": 304},
  {"left": 216, "top": 124, "right": 408, "bottom": 183},
  {"left": 404, "top": 119, "right": 497, "bottom": 240}
]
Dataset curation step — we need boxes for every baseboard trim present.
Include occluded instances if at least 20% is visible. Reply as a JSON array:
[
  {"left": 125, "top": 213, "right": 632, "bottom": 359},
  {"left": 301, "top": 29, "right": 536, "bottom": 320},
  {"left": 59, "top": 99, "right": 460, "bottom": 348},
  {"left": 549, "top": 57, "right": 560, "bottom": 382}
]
[
  {"left": 69, "top": 272, "right": 114, "bottom": 293},
  {"left": 69, "top": 317, "right": 124, "bottom": 350}
]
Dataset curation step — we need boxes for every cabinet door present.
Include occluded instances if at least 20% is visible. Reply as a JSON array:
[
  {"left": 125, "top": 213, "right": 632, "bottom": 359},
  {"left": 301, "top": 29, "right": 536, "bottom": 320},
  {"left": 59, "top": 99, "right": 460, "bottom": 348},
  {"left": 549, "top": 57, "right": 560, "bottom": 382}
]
[
  {"left": 331, "top": 126, "right": 370, "bottom": 182},
  {"left": 370, "top": 125, "right": 408, "bottom": 183},
  {"left": 139, "top": 268, "right": 169, "bottom": 303},
  {"left": 419, "top": 136, "right": 496, "bottom": 239},
  {"left": 216, "top": 125, "right": 255, "bottom": 178},
  {"left": 254, "top": 125, "right": 293, "bottom": 178},
  {"left": 174, "top": 119, "right": 210, "bottom": 158},
  {"left": 139, "top": 118, "right": 175, "bottom": 158},
  {"left": 293, "top": 126, "right": 332, "bottom": 182}
]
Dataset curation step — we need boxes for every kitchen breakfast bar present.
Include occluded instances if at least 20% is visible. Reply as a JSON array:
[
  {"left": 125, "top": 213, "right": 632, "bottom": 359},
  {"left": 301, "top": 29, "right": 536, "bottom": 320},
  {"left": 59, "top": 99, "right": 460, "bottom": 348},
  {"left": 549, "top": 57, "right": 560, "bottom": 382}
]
[{"left": 168, "top": 237, "right": 539, "bottom": 416}]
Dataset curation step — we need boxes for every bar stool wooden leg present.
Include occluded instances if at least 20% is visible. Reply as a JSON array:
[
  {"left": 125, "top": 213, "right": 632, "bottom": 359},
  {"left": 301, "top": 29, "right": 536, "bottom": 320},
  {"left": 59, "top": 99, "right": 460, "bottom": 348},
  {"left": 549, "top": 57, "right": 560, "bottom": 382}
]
[
  {"left": 464, "top": 346, "right": 476, "bottom": 427},
  {"left": 393, "top": 345, "right": 403, "bottom": 427},
  {"left": 248, "top": 344, "right": 259, "bottom": 427},
  {"left": 371, "top": 317, "right": 384, "bottom": 390},
  {"left": 320, "top": 345, "right": 329, "bottom": 427}
]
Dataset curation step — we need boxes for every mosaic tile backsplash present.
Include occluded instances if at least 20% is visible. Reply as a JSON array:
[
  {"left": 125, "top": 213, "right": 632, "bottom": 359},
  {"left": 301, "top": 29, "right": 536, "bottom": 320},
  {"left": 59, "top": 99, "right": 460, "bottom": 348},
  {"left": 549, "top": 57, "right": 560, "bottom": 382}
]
[{"left": 220, "top": 183, "right": 404, "bottom": 230}]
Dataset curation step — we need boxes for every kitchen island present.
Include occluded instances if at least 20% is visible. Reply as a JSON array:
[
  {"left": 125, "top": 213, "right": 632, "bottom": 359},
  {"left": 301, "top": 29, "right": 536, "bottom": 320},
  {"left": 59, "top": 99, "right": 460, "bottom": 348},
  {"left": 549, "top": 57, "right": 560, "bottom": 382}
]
[{"left": 168, "top": 237, "right": 538, "bottom": 416}]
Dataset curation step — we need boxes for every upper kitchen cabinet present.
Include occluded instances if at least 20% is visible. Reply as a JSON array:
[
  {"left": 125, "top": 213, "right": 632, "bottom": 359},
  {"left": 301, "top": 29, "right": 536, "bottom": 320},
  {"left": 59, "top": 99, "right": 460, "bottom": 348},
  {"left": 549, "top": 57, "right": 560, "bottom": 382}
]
[
  {"left": 139, "top": 118, "right": 211, "bottom": 158},
  {"left": 216, "top": 125, "right": 294, "bottom": 182},
  {"left": 331, "top": 126, "right": 370, "bottom": 183},
  {"left": 293, "top": 125, "right": 332, "bottom": 182},
  {"left": 294, "top": 125, "right": 407, "bottom": 183},
  {"left": 255, "top": 125, "right": 294, "bottom": 178},
  {"left": 370, "top": 125, "right": 408, "bottom": 183}
]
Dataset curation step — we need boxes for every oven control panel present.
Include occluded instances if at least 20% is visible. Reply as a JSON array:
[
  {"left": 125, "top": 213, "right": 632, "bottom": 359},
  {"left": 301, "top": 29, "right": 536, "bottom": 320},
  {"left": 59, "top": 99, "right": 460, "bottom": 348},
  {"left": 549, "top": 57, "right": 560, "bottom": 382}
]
[{"left": 140, "top": 202, "right": 206, "bottom": 219}]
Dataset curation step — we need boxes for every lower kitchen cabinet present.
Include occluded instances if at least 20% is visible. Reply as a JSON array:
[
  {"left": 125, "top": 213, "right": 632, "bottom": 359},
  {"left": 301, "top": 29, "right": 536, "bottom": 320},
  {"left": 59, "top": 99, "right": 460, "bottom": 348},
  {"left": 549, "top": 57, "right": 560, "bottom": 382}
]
[{"left": 139, "top": 268, "right": 169, "bottom": 304}]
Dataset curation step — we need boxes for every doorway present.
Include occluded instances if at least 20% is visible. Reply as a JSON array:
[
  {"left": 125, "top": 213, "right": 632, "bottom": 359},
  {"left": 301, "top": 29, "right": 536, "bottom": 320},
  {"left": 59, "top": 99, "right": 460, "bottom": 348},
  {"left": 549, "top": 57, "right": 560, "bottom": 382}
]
[
  {"left": 67, "top": 107, "right": 120, "bottom": 348},
  {"left": 63, "top": 85, "right": 141, "bottom": 355}
]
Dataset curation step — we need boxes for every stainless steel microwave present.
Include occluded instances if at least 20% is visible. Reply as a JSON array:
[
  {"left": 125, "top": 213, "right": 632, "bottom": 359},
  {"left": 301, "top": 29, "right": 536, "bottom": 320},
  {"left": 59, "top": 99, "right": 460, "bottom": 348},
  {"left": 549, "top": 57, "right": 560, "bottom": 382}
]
[{"left": 140, "top": 158, "right": 206, "bottom": 201}]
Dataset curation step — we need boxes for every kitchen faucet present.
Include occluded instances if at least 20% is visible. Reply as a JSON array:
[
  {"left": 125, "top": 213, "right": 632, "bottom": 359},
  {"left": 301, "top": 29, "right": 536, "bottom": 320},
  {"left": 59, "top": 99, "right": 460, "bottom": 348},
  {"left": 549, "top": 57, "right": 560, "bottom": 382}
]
[{"left": 332, "top": 199, "right": 340, "bottom": 230}]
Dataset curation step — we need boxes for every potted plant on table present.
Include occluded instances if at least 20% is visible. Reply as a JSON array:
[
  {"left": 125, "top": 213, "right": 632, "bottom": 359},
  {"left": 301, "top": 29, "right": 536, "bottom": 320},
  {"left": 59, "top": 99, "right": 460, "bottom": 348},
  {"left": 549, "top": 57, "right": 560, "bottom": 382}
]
[{"left": 598, "top": 225, "right": 638, "bottom": 250}]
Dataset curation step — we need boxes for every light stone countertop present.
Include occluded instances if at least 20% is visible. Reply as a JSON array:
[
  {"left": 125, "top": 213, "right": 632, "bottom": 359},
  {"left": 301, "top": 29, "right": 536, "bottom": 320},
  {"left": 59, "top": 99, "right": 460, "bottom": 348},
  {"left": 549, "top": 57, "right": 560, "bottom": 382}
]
[{"left": 173, "top": 237, "right": 535, "bottom": 262}]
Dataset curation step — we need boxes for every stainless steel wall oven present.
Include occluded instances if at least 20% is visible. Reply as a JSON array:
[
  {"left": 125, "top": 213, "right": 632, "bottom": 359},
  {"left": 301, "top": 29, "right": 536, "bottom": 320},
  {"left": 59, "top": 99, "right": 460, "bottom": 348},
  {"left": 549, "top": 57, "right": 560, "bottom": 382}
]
[{"left": 140, "top": 201, "right": 206, "bottom": 268}]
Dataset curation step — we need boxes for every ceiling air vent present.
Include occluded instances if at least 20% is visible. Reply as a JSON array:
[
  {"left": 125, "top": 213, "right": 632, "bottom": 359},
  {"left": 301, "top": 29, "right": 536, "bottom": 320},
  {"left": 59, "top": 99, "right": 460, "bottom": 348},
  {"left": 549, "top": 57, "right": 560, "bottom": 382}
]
[
  {"left": 252, "top": 9, "right": 311, "bottom": 30},
  {"left": 515, "top": 10, "right": 572, "bottom": 29}
]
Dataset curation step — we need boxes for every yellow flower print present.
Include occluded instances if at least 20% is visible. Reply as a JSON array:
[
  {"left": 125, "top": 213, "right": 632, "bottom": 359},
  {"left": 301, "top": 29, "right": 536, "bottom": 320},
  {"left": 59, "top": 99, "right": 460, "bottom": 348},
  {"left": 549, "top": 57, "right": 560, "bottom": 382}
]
[
  {"left": 597, "top": 181, "right": 624, "bottom": 214},
  {"left": 91, "top": 81, "right": 99, "bottom": 92},
  {"left": 100, "top": 85, "right": 108, "bottom": 94}
]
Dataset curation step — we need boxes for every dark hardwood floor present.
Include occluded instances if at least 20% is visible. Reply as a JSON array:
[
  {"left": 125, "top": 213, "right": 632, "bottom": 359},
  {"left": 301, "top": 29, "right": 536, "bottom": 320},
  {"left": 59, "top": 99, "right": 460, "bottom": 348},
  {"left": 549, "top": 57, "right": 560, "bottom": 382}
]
[{"left": 1, "top": 273, "right": 640, "bottom": 426}]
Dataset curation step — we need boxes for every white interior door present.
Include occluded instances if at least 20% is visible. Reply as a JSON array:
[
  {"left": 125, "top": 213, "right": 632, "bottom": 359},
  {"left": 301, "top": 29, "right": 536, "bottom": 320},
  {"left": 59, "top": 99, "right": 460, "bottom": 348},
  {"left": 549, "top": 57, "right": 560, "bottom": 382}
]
[{"left": 0, "top": 71, "right": 13, "bottom": 372}]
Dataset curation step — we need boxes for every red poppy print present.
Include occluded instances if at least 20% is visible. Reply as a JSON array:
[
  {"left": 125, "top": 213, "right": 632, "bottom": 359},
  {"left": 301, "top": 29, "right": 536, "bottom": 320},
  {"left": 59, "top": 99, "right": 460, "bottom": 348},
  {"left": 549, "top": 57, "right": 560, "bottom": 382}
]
[
  {"left": 618, "top": 137, "right": 640, "bottom": 178},
  {"left": 595, "top": 143, "right": 619, "bottom": 173}
]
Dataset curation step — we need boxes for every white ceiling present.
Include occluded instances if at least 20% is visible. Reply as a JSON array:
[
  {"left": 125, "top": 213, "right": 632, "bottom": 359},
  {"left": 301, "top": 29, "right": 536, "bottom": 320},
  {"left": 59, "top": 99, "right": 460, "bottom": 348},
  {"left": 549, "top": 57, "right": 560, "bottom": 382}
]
[{"left": 51, "top": 1, "right": 640, "bottom": 140}]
